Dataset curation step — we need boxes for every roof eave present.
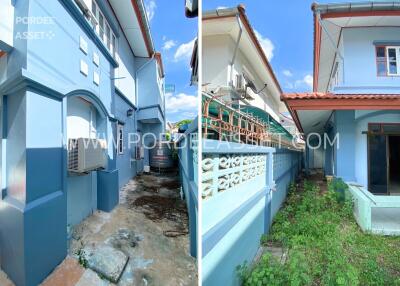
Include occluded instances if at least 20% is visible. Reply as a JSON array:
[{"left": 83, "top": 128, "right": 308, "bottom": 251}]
[
  {"left": 203, "top": 5, "right": 283, "bottom": 95},
  {"left": 131, "top": 0, "right": 155, "bottom": 57},
  {"left": 311, "top": 1, "right": 400, "bottom": 93}
]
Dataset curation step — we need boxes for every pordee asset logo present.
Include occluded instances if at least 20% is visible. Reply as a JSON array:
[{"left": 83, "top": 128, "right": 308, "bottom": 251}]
[{"left": 15, "top": 16, "right": 56, "bottom": 40}]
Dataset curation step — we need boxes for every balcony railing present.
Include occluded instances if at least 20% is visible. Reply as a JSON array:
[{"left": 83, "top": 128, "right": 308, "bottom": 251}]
[{"left": 202, "top": 92, "right": 299, "bottom": 149}]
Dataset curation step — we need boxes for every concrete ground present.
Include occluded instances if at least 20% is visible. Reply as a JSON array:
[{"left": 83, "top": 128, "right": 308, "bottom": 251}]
[{"left": 0, "top": 172, "right": 197, "bottom": 286}]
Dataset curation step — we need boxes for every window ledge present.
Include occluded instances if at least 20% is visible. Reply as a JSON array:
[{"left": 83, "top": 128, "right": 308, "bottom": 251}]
[{"left": 60, "top": 0, "right": 119, "bottom": 68}]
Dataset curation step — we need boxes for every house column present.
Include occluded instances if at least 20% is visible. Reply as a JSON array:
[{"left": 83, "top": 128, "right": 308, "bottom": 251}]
[
  {"left": 334, "top": 110, "right": 356, "bottom": 181},
  {"left": 0, "top": 89, "right": 67, "bottom": 286},
  {"left": 324, "top": 126, "right": 334, "bottom": 176}
]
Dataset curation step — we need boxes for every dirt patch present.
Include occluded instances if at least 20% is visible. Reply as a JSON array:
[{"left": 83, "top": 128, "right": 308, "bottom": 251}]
[
  {"left": 124, "top": 172, "right": 190, "bottom": 238},
  {"left": 131, "top": 195, "right": 187, "bottom": 222},
  {"left": 305, "top": 170, "right": 328, "bottom": 193}
]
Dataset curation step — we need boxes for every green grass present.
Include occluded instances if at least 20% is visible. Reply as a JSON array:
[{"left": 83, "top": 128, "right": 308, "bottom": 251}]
[{"left": 240, "top": 180, "right": 400, "bottom": 286}]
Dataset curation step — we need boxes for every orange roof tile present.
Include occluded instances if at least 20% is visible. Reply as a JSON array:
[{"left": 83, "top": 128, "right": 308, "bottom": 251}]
[{"left": 282, "top": 92, "right": 400, "bottom": 100}]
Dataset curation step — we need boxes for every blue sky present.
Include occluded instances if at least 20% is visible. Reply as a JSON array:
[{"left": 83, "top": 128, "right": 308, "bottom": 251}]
[
  {"left": 144, "top": 0, "right": 198, "bottom": 123},
  {"left": 203, "top": 0, "right": 359, "bottom": 93},
  {"left": 143, "top": 0, "right": 359, "bottom": 123}
]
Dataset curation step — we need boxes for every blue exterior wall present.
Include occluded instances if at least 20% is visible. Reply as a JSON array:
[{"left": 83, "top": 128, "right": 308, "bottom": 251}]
[
  {"left": 202, "top": 140, "right": 302, "bottom": 286},
  {"left": 114, "top": 91, "right": 140, "bottom": 188},
  {"left": 0, "top": 0, "right": 164, "bottom": 285},
  {"left": 334, "top": 110, "right": 356, "bottom": 182},
  {"left": 319, "top": 110, "right": 400, "bottom": 189},
  {"left": 333, "top": 27, "right": 400, "bottom": 94},
  {"left": 353, "top": 110, "right": 400, "bottom": 188},
  {"left": 272, "top": 149, "right": 302, "bottom": 218},
  {"left": 177, "top": 119, "right": 198, "bottom": 258}
]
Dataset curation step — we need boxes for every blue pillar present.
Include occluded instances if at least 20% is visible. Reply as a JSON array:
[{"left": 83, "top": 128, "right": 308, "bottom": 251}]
[
  {"left": 334, "top": 110, "right": 356, "bottom": 181},
  {"left": 324, "top": 126, "right": 334, "bottom": 176},
  {"left": 97, "top": 118, "right": 119, "bottom": 212},
  {"left": 264, "top": 151, "right": 274, "bottom": 233},
  {"left": 0, "top": 90, "right": 67, "bottom": 286}
]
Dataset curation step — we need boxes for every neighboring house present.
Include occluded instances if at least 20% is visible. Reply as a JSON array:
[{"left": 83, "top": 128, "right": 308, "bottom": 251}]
[
  {"left": 282, "top": 1, "right": 400, "bottom": 234},
  {"left": 203, "top": 5, "right": 287, "bottom": 124},
  {"left": 201, "top": 5, "right": 302, "bottom": 286},
  {"left": 0, "top": 0, "right": 165, "bottom": 285}
]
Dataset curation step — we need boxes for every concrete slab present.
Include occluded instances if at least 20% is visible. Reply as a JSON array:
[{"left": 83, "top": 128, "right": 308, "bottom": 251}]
[
  {"left": 81, "top": 244, "right": 128, "bottom": 283},
  {"left": 372, "top": 207, "right": 400, "bottom": 235}
]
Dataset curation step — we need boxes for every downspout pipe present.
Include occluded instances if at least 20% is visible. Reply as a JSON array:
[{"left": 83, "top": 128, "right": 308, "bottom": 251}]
[
  {"left": 229, "top": 13, "right": 243, "bottom": 87},
  {"left": 316, "top": 11, "right": 345, "bottom": 85},
  {"left": 316, "top": 12, "right": 343, "bottom": 61}
]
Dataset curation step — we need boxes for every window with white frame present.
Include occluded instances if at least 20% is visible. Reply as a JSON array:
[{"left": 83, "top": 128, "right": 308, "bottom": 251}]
[
  {"left": 376, "top": 46, "right": 400, "bottom": 76},
  {"left": 387, "top": 47, "right": 400, "bottom": 76},
  {"left": 90, "top": 0, "right": 117, "bottom": 58},
  {"left": 117, "top": 123, "right": 123, "bottom": 154}
]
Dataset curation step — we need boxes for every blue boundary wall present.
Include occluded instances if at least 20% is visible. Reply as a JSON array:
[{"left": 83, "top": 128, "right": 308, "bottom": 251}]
[
  {"left": 201, "top": 140, "right": 302, "bottom": 286},
  {"left": 272, "top": 148, "right": 302, "bottom": 217},
  {"left": 177, "top": 118, "right": 198, "bottom": 257}
]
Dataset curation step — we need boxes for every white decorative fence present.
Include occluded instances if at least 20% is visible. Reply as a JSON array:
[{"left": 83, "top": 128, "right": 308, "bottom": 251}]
[
  {"left": 201, "top": 139, "right": 302, "bottom": 286},
  {"left": 202, "top": 153, "right": 267, "bottom": 200}
]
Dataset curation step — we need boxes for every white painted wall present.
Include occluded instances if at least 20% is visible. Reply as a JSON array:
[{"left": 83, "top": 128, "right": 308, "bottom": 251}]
[
  {"left": 202, "top": 34, "right": 281, "bottom": 121},
  {"left": 202, "top": 35, "right": 231, "bottom": 88},
  {"left": 67, "top": 96, "right": 97, "bottom": 139}
]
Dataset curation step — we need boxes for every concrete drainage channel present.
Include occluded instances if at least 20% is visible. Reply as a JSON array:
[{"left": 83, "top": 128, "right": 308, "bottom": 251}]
[{"left": 15, "top": 171, "right": 197, "bottom": 286}]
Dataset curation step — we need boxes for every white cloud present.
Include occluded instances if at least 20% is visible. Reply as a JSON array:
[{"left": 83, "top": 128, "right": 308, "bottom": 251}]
[
  {"left": 303, "top": 74, "right": 313, "bottom": 89},
  {"left": 294, "top": 74, "right": 313, "bottom": 90},
  {"left": 145, "top": 0, "right": 156, "bottom": 22},
  {"left": 217, "top": 6, "right": 228, "bottom": 9},
  {"left": 254, "top": 30, "right": 274, "bottom": 61},
  {"left": 162, "top": 39, "right": 177, "bottom": 51},
  {"left": 283, "top": 70, "right": 293, "bottom": 77},
  {"left": 182, "top": 111, "right": 196, "bottom": 118},
  {"left": 174, "top": 38, "right": 195, "bottom": 62},
  {"left": 165, "top": 92, "right": 197, "bottom": 113}
]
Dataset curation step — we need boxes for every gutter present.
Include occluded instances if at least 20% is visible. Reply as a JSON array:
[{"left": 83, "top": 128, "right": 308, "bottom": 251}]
[
  {"left": 312, "top": 1, "right": 400, "bottom": 15},
  {"left": 230, "top": 13, "right": 243, "bottom": 87}
]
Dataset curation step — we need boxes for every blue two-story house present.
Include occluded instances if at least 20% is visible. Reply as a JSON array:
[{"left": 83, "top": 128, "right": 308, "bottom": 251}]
[
  {"left": 0, "top": 0, "right": 165, "bottom": 285},
  {"left": 282, "top": 1, "right": 400, "bottom": 235}
]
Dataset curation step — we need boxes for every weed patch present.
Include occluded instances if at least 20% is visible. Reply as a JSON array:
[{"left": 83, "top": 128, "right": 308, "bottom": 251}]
[{"left": 241, "top": 179, "right": 400, "bottom": 285}]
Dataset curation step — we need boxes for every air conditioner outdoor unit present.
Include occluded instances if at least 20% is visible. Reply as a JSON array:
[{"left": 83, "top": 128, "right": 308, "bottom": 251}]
[
  {"left": 234, "top": 74, "right": 245, "bottom": 91},
  {"left": 68, "top": 138, "right": 106, "bottom": 173}
]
